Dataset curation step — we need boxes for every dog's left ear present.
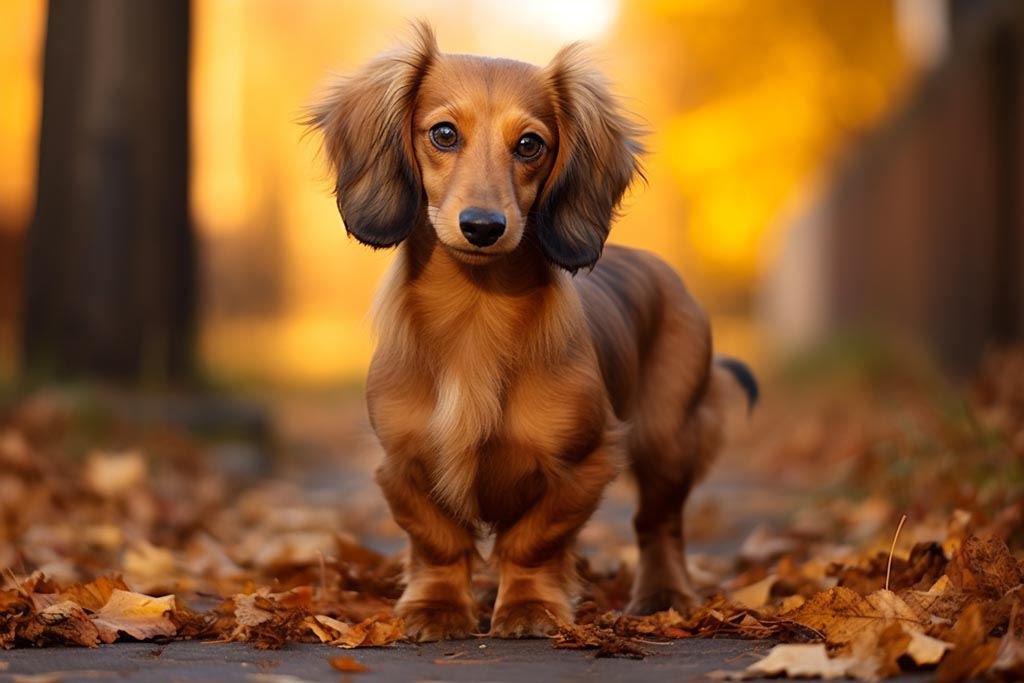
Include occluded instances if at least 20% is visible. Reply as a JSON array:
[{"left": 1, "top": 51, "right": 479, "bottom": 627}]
[
  {"left": 305, "top": 23, "right": 438, "bottom": 248},
  {"left": 535, "top": 44, "right": 644, "bottom": 272}
]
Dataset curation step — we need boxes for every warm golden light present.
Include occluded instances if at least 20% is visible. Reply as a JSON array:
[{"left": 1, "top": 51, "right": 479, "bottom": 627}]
[
  {"left": 0, "top": 1, "right": 910, "bottom": 385},
  {"left": 0, "top": 0, "right": 44, "bottom": 230}
]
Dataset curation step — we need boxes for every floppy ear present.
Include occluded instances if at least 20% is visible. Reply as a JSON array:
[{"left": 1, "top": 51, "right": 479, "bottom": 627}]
[
  {"left": 305, "top": 24, "right": 438, "bottom": 248},
  {"left": 535, "top": 44, "right": 645, "bottom": 272}
]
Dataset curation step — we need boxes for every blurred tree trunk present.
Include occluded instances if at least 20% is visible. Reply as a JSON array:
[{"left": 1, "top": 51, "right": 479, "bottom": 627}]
[{"left": 22, "top": 0, "right": 195, "bottom": 384}]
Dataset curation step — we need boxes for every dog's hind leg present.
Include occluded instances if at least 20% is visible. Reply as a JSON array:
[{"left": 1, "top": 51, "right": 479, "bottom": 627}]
[
  {"left": 626, "top": 386, "right": 725, "bottom": 615},
  {"left": 625, "top": 357, "right": 756, "bottom": 615},
  {"left": 626, "top": 452, "right": 700, "bottom": 615}
]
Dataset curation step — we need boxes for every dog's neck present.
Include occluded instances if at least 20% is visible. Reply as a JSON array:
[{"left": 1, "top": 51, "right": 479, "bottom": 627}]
[
  {"left": 403, "top": 223, "right": 556, "bottom": 296},
  {"left": 372, "top": 221, "right": 586, "bottom": 366}
]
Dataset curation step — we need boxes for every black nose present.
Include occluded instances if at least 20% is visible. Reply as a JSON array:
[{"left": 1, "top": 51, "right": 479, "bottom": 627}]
[{"left": 459, "top": 208, "right": 506, "bottom": 247}]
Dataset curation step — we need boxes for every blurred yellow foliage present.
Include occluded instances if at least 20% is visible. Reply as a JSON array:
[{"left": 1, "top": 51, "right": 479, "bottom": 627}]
[
  {"left": 0, "top": 0, "right": 909, "bottom": 385},
  {"left": 0, "top": 0, "right": 44, "bottom": 228}
]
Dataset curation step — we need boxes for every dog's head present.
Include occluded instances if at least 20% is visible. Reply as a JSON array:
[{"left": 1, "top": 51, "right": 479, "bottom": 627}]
[{"left": 307, "top": 23, "right": 643, "bottom": 272}]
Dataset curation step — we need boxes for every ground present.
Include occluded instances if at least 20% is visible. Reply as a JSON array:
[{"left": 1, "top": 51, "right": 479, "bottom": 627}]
[{"left": 2, "top": 342, "right": 1023, "bottom": 681}]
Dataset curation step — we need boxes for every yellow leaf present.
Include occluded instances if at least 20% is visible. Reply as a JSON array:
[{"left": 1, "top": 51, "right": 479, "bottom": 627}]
[
  {"left": 233, "top": 593, "right": 273, "bottom": 627},
  {"left": 783, "top": 587, "right": 925, "bottom": 645},
  {"left": 749, "top": 644, "right": 854, "bottom": 679},
  {"left": 731, "top": 574, "right": 776, "bottom": 609},
  {"left": 906, "top": 630, "right": 953, "bottom": 666},
  {"left": 85, "top": 451, "right": 146, "bottom": 498},
  {"left": 313, "top": 614, "right": 404, "bottom": 648},
  {"left": 91, "top": 589, "right": 176, "bottom": 641}
]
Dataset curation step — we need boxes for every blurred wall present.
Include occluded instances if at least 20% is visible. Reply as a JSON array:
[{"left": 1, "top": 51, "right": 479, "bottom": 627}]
[{"left": 762, "top": 0, "right": 1024, "bottom": 370}]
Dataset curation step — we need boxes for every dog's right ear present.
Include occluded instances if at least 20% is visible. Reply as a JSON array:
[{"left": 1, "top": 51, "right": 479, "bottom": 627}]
[{"left": 305, "top": 23, "right": 438, "bottom": 248}]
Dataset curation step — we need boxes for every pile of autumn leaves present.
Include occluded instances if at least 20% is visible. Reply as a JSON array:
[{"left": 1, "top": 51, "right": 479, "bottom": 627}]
[
  {"left": 559, "top": 528, "right": 1024, "bottom": 680},
  {"left": 1, "top": 345, "right": 1023, "bottom": 681}
]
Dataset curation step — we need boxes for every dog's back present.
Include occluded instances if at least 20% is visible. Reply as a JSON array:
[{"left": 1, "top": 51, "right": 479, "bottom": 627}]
[
  {"left": 576, "top": 244, "right": 755, "bottom": 614},
  {"left": 576, "top": 244, "right": 711, "bottom": 425}
]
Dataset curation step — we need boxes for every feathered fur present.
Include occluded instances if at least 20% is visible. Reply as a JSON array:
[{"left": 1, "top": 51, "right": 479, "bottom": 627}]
[{"left": 306, "top": 22, "right": 755, "bottom": 641}]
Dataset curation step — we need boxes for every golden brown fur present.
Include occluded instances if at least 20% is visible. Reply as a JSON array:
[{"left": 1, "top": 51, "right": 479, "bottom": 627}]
[{"left": 307, "top": 23, "right": 753, "bottom": 641}]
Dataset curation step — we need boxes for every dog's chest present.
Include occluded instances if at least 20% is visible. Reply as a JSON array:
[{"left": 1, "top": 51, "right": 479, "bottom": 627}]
[{"left": 473, "top": 435, "right": 547, "bottom": 527}]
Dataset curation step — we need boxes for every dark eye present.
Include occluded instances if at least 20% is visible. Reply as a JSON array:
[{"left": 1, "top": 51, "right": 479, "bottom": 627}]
[
  {"left": 514, "top": 133, "right": 544, "bottom": 160},
  {"left": 430, "top": 122, "right": 458, "bottom": 150}
]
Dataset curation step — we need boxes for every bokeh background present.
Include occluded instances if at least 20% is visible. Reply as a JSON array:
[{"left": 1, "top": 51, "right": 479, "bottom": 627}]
[
  {"left": 0, "top": 0, "right": 1021, "bottom": 388},
  {"left": 1, "top": 6, "right": 1023, "bottom": 668}
]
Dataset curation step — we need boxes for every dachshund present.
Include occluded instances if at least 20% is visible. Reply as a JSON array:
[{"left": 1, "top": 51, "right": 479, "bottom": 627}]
[{"left": 306, "top": 23, "right": 757, "bottom": 641}]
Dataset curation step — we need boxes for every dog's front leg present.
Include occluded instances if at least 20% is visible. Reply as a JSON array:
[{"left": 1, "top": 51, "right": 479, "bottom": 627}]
[
  {"left": 376, "top": 458, "right": 478, "bottom": 641},
  {"left": 490, "top": 445, "right": 618, "bottom": 637}
]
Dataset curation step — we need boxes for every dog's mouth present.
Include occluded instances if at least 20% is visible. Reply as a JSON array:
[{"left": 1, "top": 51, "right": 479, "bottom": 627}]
[{"left": 444, "top": 244, "right": 506, "bottom": 265}]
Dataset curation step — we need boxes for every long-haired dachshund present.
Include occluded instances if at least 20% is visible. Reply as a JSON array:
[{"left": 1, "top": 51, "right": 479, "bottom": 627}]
[{"left": 307, "top": 23, "right": 757, "bottom": 641}]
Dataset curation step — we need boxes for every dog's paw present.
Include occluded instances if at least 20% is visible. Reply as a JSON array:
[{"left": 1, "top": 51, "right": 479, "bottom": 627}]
[
  {"left": 625, "top": 587, "right": 697, "bottom": 616},
  {"left": 397, "top": 600, "right": 477, "bottom": 642},
  {"left": 489, "top": 601, "right": 566, "bottom": 638}
]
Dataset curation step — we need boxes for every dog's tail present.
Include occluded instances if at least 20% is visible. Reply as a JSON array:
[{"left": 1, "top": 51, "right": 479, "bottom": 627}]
[{"left": 712, "top": 356, "right": 759, "bottom": 415}]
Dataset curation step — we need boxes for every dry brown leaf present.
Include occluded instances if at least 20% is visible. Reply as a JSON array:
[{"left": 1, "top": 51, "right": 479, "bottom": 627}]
[
  {"left": 731, "top": 574, "right": 777, "bottom": 609},
  {"left": 905, "top": 630, "right": 953, "bottom": 666},
  {"left": 552, "top": 621, "right": 648, "bottom": 658},
  {"left": 935, "top": 602, "right": 1000, "bottom": 683},
  {"left": 783, "top": 587, "right": 925, "bottom": 646},
  {"left": 234, "top": 594, "right": 274, "bottom": 627},
  {"left": 58, "top": 576, "right": 130, "bottom": 612},
  {"left": 364, "top": 618, "right": 404, "bottom": 646},
  {"left": 714, "top": 644, "right": 855, "bottom": 680},
  {"left": 900, "top": 586, "right": 971, "bottom": 624},
  {"left": 123, "top": 542, "right": 178, "bottom": 593},
  {"left": 946, "top": 536, "right": 1022, "bottom": 600},
  {"left": 90, "top": 589, "right": 176, "bottom": 642},
  {"left": 329, "top": 656, "right": 371, "bottom": 672},
  {"left": 990, "top": 597, "right": 1024, "bottom": 679},
  {"left": 313, "top": 614, "right": 403, "bottom": 648},
  {"left": 838, "top": 621, "right": 907, "bottom": 680},
  {"left": 85, "top": 451, "right": 146, "bottom": 498},
  {"left": 20, "top": 601, "right": 100, "bottom": 647}
]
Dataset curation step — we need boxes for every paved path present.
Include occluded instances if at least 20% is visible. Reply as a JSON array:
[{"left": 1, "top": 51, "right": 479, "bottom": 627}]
[
  {"left": 0, "top": 394, "right": 890, "bottom": 682},
  {"left": 1, "top": 638, "right": 774, "bottom": 682}
]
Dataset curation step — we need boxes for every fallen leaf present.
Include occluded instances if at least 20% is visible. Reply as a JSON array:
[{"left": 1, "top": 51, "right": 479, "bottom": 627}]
[
  {"left": 783, "top": 587, "right": 925, "bottom": 645},
  {"left": 905, "top": 630, "right": 953, "bottom": 666},
  {"left": 90, "top": 589, "right": 176, "bottom": 642},
  {"left": 731, "top": 574, "right": 777, "bottom": 609},
  {"left": 946, "top": 536, "right": 1023, "bottom": 600},
  {"left": 714, "top": 644, "right": 855, "bottom": 680},
  {"left": 935, "top": 602, "right": 1000, "bottom": 683},
  {"left": 328, "top": 656, "right": 370, "bottom": 672},
  {"left": 123, "top": 542, "right": 178, "bottom": 593},
  {"left": 59, "top": 576, "right": 130, "bottom": 611},
  {"left": 20, "top": 601, "right": 100, "bottom": 647},
  {"left": 990, "top": 597, "right": 1024, "bottom": 678},
  {"left": 313, "top": 615, "right": 404, "bottom": 648},
  {"left": 552, "top": 621, "right": 648, "bottom": 658},
  {"left": 842, "top": 621, "right": 911, "bottom": 680},
  {"left": 234, "top": 594, "right": 274, "bottom": 627},
  {"left": 85, "top": 451, "right": 146, "bottom": 498}
]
